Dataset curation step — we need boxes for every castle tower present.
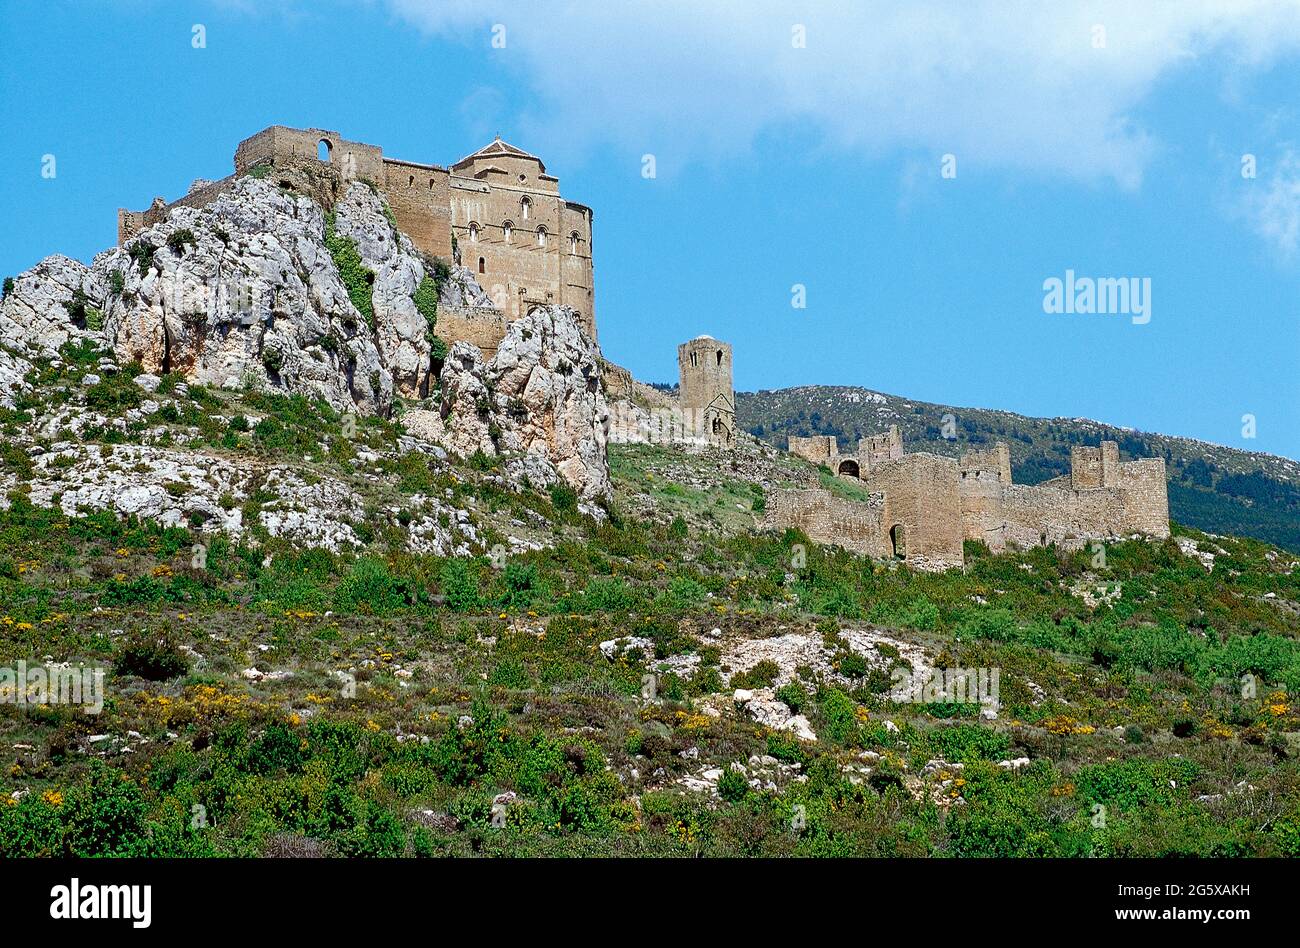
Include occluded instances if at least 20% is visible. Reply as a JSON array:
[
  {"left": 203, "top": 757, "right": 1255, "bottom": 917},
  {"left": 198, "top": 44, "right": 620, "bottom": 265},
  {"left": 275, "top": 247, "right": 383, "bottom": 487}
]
[{"left": 677, "top": 336, "right": 735, "bottom": 448}]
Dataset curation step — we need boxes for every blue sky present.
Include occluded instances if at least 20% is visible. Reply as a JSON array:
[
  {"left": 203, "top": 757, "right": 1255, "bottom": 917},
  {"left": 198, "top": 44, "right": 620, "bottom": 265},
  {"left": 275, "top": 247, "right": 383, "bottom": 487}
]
[{"left": 1, "top": 1, "right": 1298, "bottom": 460}]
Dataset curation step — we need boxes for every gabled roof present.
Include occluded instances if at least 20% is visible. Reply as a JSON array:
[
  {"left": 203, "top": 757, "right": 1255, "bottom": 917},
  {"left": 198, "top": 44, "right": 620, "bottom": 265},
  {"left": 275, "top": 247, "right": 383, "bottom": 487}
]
[{"left": 451, "top": 136, "right": 547, "bottom": 173}]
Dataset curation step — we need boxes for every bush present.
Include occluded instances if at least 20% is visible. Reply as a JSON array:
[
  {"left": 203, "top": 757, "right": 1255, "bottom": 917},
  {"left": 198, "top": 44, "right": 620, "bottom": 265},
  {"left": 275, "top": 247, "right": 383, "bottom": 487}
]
[
  {"left": 775, "top": 682, "right": 808, "bottom": 713},
  {"left": 716, "top": 767, "right": 749, "bottom": 803},
  {"left": 439, "top": 558, "right": 481, "bottom": 611},
  {"left": 549, "top": 482, "right": 579, "bottom": 514},
  {"left": 115, "top": 630, "right": 190, "bottom": 680},
  {"left": 167, "top": 228, "right": 196, "bottom": 253},
  {"left": 731, "top": 659, "right": 779, "bottom": 690},
  {"left": 1, "top": 276, "right": 13, "bottom": 299},
  {"left": 334, "top": 556, "right": 412, "bottom": 614}
]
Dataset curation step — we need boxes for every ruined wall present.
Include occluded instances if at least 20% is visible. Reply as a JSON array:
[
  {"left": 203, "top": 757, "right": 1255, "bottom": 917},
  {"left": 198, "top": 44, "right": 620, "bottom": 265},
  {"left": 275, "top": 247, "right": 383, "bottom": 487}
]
[
  {"left": 1114, "top": 457, "right": 1170, "bottom": 536},
  {"left": 788, "top": 435, "right": 838, "bottom": 464},
  {"left": 867, "top": 453, "right": 965, "bottom": 570},
  {"left": 958, "top": 468, "right": 1006, "bottom": 545},
  {"left": 762, "top": 489, "right": 889, "bottom": 560},
  {"left": 859, "top": 425, "right": 904, "bottom": 473},
  {"left": 382, "top": 160, "right": 453, "bottom": 259},
  {"left": 963, "top": 451, "right": 1170, "bottom": 551}
]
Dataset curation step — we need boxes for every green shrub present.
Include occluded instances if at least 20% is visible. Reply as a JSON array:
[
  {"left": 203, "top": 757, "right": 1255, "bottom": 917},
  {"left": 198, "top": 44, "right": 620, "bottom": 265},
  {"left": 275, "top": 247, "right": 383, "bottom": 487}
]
[
  {"left": 549, "top": 481, "right": 579, "bottom": 513},
  {"left": 167, "top": 228, "right": 196, "bottom": 253},
  {"left": 334, "top": 556, "right": 412, "bottom": 614},
  {"left": 716, "top": 767, "right": 749, "bottom": 803},
  {"left": 115, "top": 630, "right": 190, "bottom": 680},
  {"left": 731, "top": 659, "right": 779, "bottom": 690},
  {"left": 775, "top": 682, "right": 808, "bottom": 713},
  {"left": 439, "top": 558, "right": 482, "bottom": 611},
  {"left": 324, "top": 212, "right": 375, "bottom": 328}
]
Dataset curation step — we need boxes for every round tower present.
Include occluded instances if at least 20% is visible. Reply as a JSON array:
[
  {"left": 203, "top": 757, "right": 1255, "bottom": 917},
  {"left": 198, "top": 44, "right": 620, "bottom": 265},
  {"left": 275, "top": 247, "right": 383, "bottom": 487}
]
[{"left": 677, "top": 336, "right": 735, "bottom": 447}]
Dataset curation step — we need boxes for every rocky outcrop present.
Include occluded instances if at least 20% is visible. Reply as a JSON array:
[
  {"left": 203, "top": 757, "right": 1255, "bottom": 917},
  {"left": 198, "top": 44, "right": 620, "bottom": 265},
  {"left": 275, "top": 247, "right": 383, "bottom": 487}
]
[
  {"left": 406, "top": 304, "right": 612, "bottom": 507},
  {"left": 0, "top": 176, "right": 606, "bottom": 506},
  {"left": 0, "top": 178, "right": 488, "bottom": 417},
  {"left": 330, "top": 183, "right": 429, "bottom": 400},
  {"left": 0, "top": 255, "right": 106, "bottom": 359},
  {"left": 102, "top": 179, "right": 398, "bottom": 414}
]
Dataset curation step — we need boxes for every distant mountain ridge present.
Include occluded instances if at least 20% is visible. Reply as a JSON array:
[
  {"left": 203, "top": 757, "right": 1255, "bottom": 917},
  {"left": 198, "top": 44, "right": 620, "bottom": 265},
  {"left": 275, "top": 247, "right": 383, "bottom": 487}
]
[{"left": 736, "top": 385, "right": 1300, "bottom": 552}]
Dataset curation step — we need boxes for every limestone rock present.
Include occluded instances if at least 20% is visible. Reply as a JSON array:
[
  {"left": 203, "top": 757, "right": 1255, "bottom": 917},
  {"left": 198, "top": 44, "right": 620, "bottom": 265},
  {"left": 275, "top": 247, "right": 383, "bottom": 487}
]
[
  {"left": 0, "top": 254, "right": 107, "bottom": 358},
  {"left": 331, "top": 183, "right": 431, "bottom": 399},
  {"left": 101, "top": 178, "right": 391, "bottom": 415},
  {"left": 0, "top": 348, "right": 31, "bottom": 409},
  {"left": 487, "top": 305, "right": 611, "bottom": 504},
  {"left": 440, "top": 264, "right": 496, "bottom": 309},
  {"left": 421, "top": 305, "right": 612, "bottom": 507}
]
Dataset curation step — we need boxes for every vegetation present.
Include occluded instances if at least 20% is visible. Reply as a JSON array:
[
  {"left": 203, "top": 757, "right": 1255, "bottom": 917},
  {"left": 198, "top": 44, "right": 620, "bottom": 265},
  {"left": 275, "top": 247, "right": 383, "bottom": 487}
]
[
  {"left": 324, "top": 211, "right": 375, "bottom": 329},
  {"left": 1, "top": 365, "right": 1298, "bottom": 858}
]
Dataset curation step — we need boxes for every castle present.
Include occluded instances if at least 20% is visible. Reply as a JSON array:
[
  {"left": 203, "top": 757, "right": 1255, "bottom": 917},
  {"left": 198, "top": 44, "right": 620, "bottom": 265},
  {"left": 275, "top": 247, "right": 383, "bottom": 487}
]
[
  {"left": 118, "top": 126, "right": 597, "bottom": 353},
  {"left": 115, "top": 126, "right": 1168, "bottom": 569},
  {"left": 770, "top": 428, "right": 1170, "bottom": 569}
]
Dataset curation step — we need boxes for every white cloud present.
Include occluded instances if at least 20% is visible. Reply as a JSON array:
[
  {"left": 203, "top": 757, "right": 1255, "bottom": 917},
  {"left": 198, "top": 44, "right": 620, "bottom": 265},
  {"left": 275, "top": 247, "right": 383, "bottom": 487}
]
[
  {"left": 1241, "top": 148, "right": 1300, "bottom": 259},
  {"left": 387, "top": 0, "right": 1300, "bottom": 188}
]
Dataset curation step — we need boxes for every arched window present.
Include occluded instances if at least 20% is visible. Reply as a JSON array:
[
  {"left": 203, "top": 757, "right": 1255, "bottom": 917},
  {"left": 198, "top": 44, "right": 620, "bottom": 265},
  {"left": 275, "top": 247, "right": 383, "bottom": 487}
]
[
  {"left": 569, "top": 232, "right": 579, "bottom": 254},
  {"left": 478, "top": 257, "right": 486, "bottom": 274},
  {"left": 536, "top": 226, "right": 547, "bottom": 248},
  {"left": 502, "top": 221, "right": 513, "bottom": 243},
  {"left": 429, "top": 178, "right": 436, "bottom": 190},
  {"left": 716, "top": 349, "right": 723, "bottom": 366},
  {"left": 408, "top": 174, "right": 414, "bottom": 186},
  {"left": 317, "top": 139, "right": 332, "bottom": 162},
  {"left": 468, "top": 222, "right": 479, "bottom": 243},
  {"left": 520, "top": 196, "right": 531, "bottom": 220}
]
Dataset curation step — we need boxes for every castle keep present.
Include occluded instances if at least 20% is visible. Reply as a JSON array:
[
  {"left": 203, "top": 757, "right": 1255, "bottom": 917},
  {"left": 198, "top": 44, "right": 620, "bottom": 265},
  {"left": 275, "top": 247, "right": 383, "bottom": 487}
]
[
  {"left": 118, "top": 126, "right": 597, "bottom": 351},
  {"left": 772, "top": 428, "right": 1169, "bottom": 570}
]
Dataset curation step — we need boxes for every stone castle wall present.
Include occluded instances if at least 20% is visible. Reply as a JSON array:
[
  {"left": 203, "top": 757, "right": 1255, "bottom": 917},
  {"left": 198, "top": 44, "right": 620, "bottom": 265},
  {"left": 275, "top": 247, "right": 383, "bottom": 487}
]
[
  {"left": 762, "top": 489, "right": 890, "bottom": 560},
  {"left": 872, "top": 453, "right": 966, "bottom": 570},
  {"left": 769, "top": 429, "right": 1170, "bottom": 569}
]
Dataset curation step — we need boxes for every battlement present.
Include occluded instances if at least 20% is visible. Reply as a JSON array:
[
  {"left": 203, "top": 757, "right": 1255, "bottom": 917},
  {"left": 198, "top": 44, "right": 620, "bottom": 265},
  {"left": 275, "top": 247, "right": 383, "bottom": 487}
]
[{"left": 960, "top": 442, "right": 1011, "bottom": 484}]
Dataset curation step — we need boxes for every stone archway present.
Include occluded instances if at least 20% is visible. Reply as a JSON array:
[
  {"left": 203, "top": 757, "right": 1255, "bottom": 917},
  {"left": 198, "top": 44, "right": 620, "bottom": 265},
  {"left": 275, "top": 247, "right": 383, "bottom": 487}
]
[
  {"left": 890, "top": 524, "right": 907, "bottom": 559},
  {"left": 837, "top": 458, "right": 860, "bottom": 478}
]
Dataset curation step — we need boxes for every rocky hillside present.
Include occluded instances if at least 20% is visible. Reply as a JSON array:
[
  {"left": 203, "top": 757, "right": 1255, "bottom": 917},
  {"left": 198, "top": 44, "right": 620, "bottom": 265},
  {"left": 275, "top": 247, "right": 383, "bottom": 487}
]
[
  {"left": 738, "top": 385, "right": 1300, "bottom": 552},
  {"left": 0, "top": 176, "right": 611, "bottom": 526},
  {"left": 1, "top": 166, "right": 1299, "bottom": 861}
]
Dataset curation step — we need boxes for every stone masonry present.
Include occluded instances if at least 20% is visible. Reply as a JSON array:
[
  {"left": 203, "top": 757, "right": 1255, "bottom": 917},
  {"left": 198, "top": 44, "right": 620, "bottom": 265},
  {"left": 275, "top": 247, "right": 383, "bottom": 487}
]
[
  {"left": 604, "top": 336, "right": 737, "bottom": 449},
  {"left": 118, "top": 126, "right": 597, "bottom": 350},
  {"left": 774, "top": 429, "right": 1169, "bottom": 570}
]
